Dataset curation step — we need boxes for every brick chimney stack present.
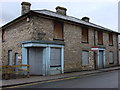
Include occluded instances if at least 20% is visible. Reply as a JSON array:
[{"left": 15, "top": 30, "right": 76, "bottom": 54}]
[
  {"left": 21, "top": 2, "right": 31, "bottom": 15},
  {"left": 56, "top": 6, "right": 67, "bottom": 15},
  {"left": 82, "top": 17, "right": 90, "bottom": 22}
]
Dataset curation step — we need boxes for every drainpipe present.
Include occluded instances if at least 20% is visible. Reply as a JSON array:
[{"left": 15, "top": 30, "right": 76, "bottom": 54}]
[
  {"left": 117, "top": 35, "right": 120, "bottom": 66},
  {"left": 94, "top": 30, "right": 96, "bottom": 46},
  {"left": 94, "top": 30, "right": 97, "bottom": 69},
  {"left": 118, "top": 1, "right": 120, "bottom": 65}
]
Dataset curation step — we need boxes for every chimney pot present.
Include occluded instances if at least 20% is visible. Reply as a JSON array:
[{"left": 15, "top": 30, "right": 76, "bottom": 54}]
[
  {"left": 21, "top": 2, "right": 31, "bottom": 15},
  {"left": 56, "top": 6, "right": 67, "bottom": 15},
  {"left": 82, "top": 17, "right": 90, "bottom": 22}
]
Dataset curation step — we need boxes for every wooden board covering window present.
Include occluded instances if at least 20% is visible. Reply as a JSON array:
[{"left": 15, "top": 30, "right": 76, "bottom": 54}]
[
  {"left": 50, "top": 48, "right": 61, "bottom": 67},
  {"left": 8, "top": 50, "right": 12, "bottom": 65},
  {"left": 54, "top": 21, "right": 63, "bottom": 40},
  {"left": 82, "top": 51, "right": 89, "bottom": 66},
  {"left": 2, "top": 30, "right": 5, "bottom": 42},
  {"left": 82, "top": 27, "right": 88, "bottom": 43},
  {"left": 97, "top": 31, "right": 103, "bottom": 45},
  {"left": 109, "top": 51, "right": 114, "bottom": 64},
  {"left": 109, "top": 33, "right": 113, "bottom": 45}
]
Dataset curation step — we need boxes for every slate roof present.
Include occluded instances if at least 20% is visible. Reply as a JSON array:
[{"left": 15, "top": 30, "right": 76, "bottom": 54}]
[
  {"left": 1, "top": 9, "right": 119, "bottom": 34},
  {"left": 32, "top": 10, "right": 119, "bottom": 33}
]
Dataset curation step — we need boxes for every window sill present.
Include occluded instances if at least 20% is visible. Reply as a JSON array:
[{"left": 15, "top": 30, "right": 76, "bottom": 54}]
[
  {"left": 109, "top": 45, "right": 113, "bottom": 46},
  {"left": 82, "top": 65, "right": 89, "bottom": 67},
  {"left": 109, "top": 63, "right": 114, "bottom": 64},
  {"left": 53, "top": 38, "right": 64, "bottom": 41},
  {"left": 2, "top": 40, "right": 5, "bottom": 43},
  {"left": 98, "top": 44, "right": 103, "bottom": 45},
  {"left": 82, "top": 42, "right": 89, "bottom": 44},
  {"left": 50, "top": 65, "right": 61, "bottom": 67}
]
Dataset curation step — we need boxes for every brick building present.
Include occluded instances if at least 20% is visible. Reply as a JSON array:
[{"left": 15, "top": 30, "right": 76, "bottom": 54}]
[{"left": 1, "top": 2, "right": 119, "bottom": 75}]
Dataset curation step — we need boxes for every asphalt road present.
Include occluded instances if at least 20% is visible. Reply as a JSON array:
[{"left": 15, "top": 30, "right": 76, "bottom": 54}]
[{"left": 9, "top": 70, "right": 120, "bottom": 88}]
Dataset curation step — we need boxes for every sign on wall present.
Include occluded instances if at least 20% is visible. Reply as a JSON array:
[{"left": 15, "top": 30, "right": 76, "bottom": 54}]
[{"left": 91, "top": 46, "right": 99, "bottom": 51}]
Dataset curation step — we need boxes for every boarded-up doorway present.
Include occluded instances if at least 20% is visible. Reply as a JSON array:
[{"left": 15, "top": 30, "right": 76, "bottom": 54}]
[
  {"left": 28, "top": 48, "right": 44, "bottom": 75},
  {"left": 98, "top": 50, "right": 104, "bottom": 69}
]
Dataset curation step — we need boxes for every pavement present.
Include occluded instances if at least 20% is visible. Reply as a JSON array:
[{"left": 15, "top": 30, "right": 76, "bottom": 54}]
[{"left": 1, "top": 66, "right": 120, "bottom": 88}]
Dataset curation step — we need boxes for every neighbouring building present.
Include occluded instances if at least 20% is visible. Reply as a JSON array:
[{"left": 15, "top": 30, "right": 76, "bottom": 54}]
[
  {"left": 0, "top": 28, "right": 2, "bottom": 65},
  {"left": 1, "top": 2, "right": 119, "bottom": 75},
  {"left": 118, "top": 1, "right": 120, "bottom": 65}
]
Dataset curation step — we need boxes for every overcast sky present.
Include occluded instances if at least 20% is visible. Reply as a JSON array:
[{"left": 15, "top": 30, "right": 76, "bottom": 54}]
[{"left": 0, "top": 0, "right": 119, "bottom": 31}]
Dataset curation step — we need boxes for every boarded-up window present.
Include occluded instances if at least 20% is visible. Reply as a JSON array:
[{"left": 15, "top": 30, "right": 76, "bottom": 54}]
[
  {"left": 109, "top": 33, "right": 113, "bottom": 45},
  {"left": 109, "top": 51, "right": 114, "bottom": 64},
  {"left": 8, "top": 50, "right": 12, "bottom": 65},
  {"left": 15, "top": 53, "right": 19, "bottom": 71},
  {"left": 2, "top": 30, "right": 5, "bottom": 42},
  {"left": 50, "top": 48, "right": 61, "bottom": 67},
  {"left": 82, "top": 27, "right": 88, "bottom": 43},
  {"left": 98, "top": 31, "right": 103, "bottom": 45},
  {"left": 82, "top": 51, "right": 89, "bottom": 66},
  {"left": 54, "top": 21, "right": 63, "bottom": 40},
  {"left": 15, "top": 53, "right": 18, "bottom": 65}
]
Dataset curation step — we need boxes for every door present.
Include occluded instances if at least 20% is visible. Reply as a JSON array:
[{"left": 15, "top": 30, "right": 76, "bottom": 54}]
[
  {"left": 98, "top": 50, "right": 104, "bottom": 68},
  {"left": 28, "top": 48, "right": 43, "bottom": 75}
]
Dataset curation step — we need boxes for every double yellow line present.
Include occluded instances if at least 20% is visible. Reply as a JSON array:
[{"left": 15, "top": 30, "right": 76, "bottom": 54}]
[{"left": 3, "top": 70, "right": 116, "bottom": 89}]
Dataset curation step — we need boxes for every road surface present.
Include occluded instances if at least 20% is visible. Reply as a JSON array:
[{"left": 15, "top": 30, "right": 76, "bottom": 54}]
[{"left": 6, "top": 70, "right": 120, "bottom": 88}]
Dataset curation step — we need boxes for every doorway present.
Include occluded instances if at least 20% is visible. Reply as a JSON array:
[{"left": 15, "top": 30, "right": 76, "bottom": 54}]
[
  {"left": 28, "top": 47, "right": 44, "bottom": 75},
  {"left": 21, "top": 41, "right": 64, "bottom": 75},
  {"left": 95, "top": 49, "right": 105, "bottom": 69},
  {"left": 98, "top": 50, "right": 104, "bottom": 68}
]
